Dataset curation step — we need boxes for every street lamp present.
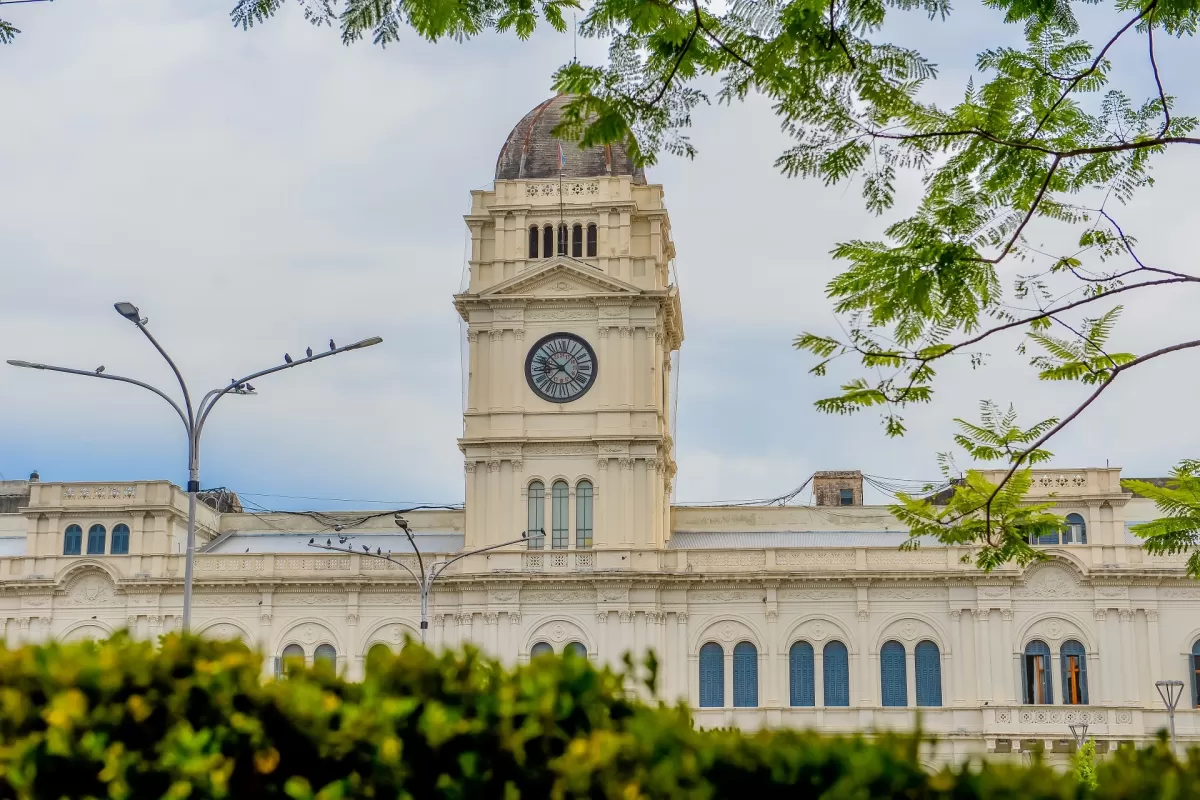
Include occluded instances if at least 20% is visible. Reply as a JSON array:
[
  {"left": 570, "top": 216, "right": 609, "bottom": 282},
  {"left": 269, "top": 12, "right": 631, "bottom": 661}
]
[
  {"left": 7, "top": 301, "right": 383, "bottom": 631},
  {"left": 1156, "top": 679, "right": 1185, "bottom": 755},
  {"left": 308, "top": 516, "right": 544, "bottom": 645},
  {"left": 1069, "top": 722, "right": 1089, "bottom": 751}
]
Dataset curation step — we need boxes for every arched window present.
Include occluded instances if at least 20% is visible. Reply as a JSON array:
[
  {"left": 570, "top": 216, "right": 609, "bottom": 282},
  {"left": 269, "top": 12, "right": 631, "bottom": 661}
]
[
  {"left": 527, "top": 481, "right": 545, "bottom": 549},
  {"left": 565, "top": 641, "right": 587, "bottom": 659},
  {"left": 366, "top": 643, "right": 393, "bottom": 678},
  {"left": 823, "top": 641, "right": 850, "bottom": 706},
  {"left": 314, "top": 644, "right": 337, "bottom": 671},
  {"left": 557, "top": 223, "right": 568, "bottom": 256},
  {"left": 63, "top": 524, "right": 82, "bottom": 555},
  {"left": 575, "top": 480, "right": 593, "bottom": 548},
  {"left": 543, "top": 225, "right": 553, "bottom": 259},
  {"left": 86, "top": 524, "right": 106, "bottom": 555},
  {"left": 789, "top": 641, "right": 815, "bottom": 707},
  {"left": 279, "top": 643, "right": 305, "bottom": 676},
  {"left": 531, "top": 641, "right": 553, "bottom": 658},
  {"left": 915, "top": 640, "right": 942, "bottom": 707},
  {"left": 699, "top": 643, "right": 724, "bottom": 707},
  {"left": 586, "top": 223, "right": 597, "bottom": 257},
  {"left": 528, "top": 225, "right": 540, "bottom": 258},
  {"left": 1061, "top": 640, "right": 1089, "bottom": 705},
  {"left": 1023, "top": 640, "right": 1053, "bottom": 704},
  {"left": 572, "top": 223, "right": 583, "bottom": 257},
  {"left": 1192, "top": 640, "right": 1200, "bottom": 708},
  {"left": 110, "top": 524, "right": 130, "bottom": 555},
  {"left": 1064, "top": 513, "right": 1087, "bottom": 544},
  {"left": 551, "top": 480, "right": 569, "bottom": 549},
  {"left": 733, "top": 641, "right": 758, "bottom": 707},
  {"left": 880, "top": 640, "right": 907, "bottom": 707}
]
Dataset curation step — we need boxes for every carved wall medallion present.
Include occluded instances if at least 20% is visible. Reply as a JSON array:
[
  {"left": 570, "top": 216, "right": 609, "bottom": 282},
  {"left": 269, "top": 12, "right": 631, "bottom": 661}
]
[
  {"left": 64, "top": 573, "right": 114, "bottom": 606},
  {"left": 1014, "top": 567, "right": 1087, "bottom": 599}
]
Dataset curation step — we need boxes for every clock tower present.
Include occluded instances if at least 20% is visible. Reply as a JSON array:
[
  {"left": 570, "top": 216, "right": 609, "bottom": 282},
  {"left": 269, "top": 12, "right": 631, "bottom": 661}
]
[{"left": 455, "top": 95, "right": 683, "bottom": 558}]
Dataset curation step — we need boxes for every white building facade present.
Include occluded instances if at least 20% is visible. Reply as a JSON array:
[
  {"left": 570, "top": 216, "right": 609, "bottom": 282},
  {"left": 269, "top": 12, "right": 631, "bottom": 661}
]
[{"left": 2, "top": 95, "right": 1199, "bottom": 764}]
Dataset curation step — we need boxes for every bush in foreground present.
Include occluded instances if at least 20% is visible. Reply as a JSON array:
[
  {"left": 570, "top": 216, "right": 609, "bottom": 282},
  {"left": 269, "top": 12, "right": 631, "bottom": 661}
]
[{"left": 0, "top": 634, "right": 1196, "bottom": 798}]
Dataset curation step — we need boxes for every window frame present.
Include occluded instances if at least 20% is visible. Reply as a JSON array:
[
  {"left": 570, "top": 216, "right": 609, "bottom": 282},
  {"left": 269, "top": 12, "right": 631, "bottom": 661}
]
[
  {"left": 586, "top": 223, "right": 597, "bottom": 257},
  {"left": 789, "top": 640, "right": 815, "bottom": 707},
  {"left": 1060, "top": 639, "right": 1089, "bottom": 705},
  {"left": 733, "top": 641, "right": 759, "bottom": 707},
  {"left": 571, "top": 223, "right": 583, "bottom": 257},
  {"left": 531, "top": 641, "right": 554, "bottom": 658},
  {"left": 527, "top": 481, "right": 545, "bottom": 549},
  {"left": 63, "top": 524, "right": 83, "bottom": 555},
  {"left": 880, "top": 640, "right": 908, "bottom": 707},
  {"left": 528, "top": 225, "right": 540, "bottom": 258},
  {"left": 838, "top": 488, "right": 854, "bottom": 506},
  {"left": 110, "top": 523, "right": 130, "bottom": 555},
  {"left": 823, "top": 640, "right": 850, "bottom": 706},
  {"left": 557, "top": 223, "right": 568, "bottom": 256},
  {"left": 699, "top": 642, "right": 724, "bottom": 707},
  {"left": 1023, "top": 639, "right": 1054, "bottom": 704},
  {"left": 86, "top": 524, "right": 107, "bottom": 555},
  {"left": 551, "top": 480, "right": 569, "bottom": 549},
  {"left": 914, "top": 640, "right": 942, "bottom": 707},
  {"left": 575, "top": 480, "right": 593, "bottom": 548},
  {"left": 543, "top": 225, "right": 553, "bottom": 259}
]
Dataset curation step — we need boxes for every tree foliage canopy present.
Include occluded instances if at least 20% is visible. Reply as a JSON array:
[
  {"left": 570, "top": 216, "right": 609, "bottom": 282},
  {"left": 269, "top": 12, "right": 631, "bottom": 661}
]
[{"left": 5, "top": 0, "right": 1197, "bottom": 570}]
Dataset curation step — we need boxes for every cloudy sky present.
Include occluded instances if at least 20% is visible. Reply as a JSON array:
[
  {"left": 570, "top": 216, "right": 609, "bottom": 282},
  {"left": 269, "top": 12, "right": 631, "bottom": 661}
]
[{"left": 1, "top": 0, "right": 1196, "bottom": 510}]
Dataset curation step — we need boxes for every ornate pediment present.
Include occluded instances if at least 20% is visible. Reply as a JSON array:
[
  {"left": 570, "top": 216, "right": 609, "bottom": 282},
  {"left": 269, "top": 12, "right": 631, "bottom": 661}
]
[{"left": 480, "top": 259, "right": 642, "bottom": 299}]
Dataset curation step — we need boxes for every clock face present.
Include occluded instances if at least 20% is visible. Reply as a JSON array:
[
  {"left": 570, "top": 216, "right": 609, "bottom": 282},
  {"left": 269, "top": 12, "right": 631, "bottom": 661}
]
[{"left": 525, "top": 332, "right": 598, "bottom": 403}]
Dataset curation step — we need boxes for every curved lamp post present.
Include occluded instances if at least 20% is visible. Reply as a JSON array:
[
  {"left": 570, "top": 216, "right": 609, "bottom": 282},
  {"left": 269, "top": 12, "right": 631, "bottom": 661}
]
[
  {"left": 1156, "top": 679, "right": 1185, "bottom": 755},
  {"left": 7, "top": 301, "right": 382, "bottom": 631},
  {"left": 309, "top": 516, "right": 543, "bottom": 645}
]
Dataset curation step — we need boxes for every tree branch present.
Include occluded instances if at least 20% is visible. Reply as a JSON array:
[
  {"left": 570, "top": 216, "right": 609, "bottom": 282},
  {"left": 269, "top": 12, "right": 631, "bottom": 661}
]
[
  {"left": 1028, "top": 0, "right": 1157, "bottom": 140},
  {"left": 981, "top": 155, "right": 1060, "bottom": 265},
  {"left": 1147, "top": 10, "right": 1170, "bottom": 138},
  {"left": 978, "top": 337, "right": 1200, "bottom": 531},
  {"left": 644, "top": 6, "right": 702, "bottom": 106}
]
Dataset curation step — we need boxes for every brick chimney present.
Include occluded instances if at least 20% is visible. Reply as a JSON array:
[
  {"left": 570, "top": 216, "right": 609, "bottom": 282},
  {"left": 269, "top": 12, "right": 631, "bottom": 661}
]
[{"left": 813, "top": 471, "right": 864, "bottom": 506}]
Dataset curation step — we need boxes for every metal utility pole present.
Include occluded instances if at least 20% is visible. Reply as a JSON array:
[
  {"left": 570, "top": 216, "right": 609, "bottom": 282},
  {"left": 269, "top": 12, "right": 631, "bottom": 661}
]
[
  {"left": 8, "top": 301, "right": 382, "bottom": 631},
  {"left": 1155, "top": 679, "right": 1185, "bottom": 756},
  {"left": 309, "top": 514, "right": 543, "bottom": 645}
]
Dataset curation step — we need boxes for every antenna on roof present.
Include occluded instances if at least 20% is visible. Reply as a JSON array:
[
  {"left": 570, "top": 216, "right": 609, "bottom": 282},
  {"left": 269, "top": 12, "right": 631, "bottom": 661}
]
[{"left": 573, "top": 12, "right": 578, "bottom": 63}]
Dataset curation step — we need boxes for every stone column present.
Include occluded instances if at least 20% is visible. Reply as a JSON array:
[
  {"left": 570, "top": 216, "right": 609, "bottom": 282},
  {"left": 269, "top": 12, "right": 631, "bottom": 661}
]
[
  {"left": 487, "top": 461, "right": 502, "bottom": 543},
  {"left": 594, "top": 459, "right": 608, "bottom": 548},
  {"left": 1146, "top": 609, "right": 1163, "bottom": 703},
  {"left": 621, "top": 460, "right": 635, "bottom": 547},
  {"left": 466, "top": 331, "right": 480, "bottom": 411},
  {"left": 677, "top": 612, "right": 691, "bottom": 704},
  {"left": 484, "top": 330, "right": 500, "bottom": 411},
  {"left": 1093, "top": 609, "right": 1112, "bottom": 704},
  {"left": 999, "top": 609, "right": 1016, "bottom": 703},
  {"left": 434, "top": 614, "right": 446, "bottom": 651},
  {"left": 905, "top": 647, "right": 917, "bottom": 707},
  {"left": 619, "top": 327, "right": 633, "bottom": 407},
  {"left": 766, "top": 610, "right": 780, "bottom": 707},
  {"left": 619, "top": 610, "right": 635, "bottom": 669},
  {"left": 974, "top": 609, "right": 993, "bottom": 703},
  {"left": 1119, "top": 609, "right": 1138, "bottom": 705},
  {"left": 948, "top": 610, "right": 965, "bottom": 706},
  {"left": 856, "top": 609, "right": 872, "bottom": 706},
  {"left": 484, "top": 612, "right": 499, "bottom": 658}
]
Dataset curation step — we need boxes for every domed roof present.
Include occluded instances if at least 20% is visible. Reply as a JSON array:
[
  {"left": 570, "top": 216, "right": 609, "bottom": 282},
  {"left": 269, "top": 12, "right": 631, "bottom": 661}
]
[{"left": 494, "top": 94, "right": 646, "bottom": 184}]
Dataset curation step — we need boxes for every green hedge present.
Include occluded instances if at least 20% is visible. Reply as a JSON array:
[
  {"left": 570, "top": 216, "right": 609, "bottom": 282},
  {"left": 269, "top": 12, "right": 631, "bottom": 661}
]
[{"left": 0, "top": 635, "right": 1195, "bottom": 799}]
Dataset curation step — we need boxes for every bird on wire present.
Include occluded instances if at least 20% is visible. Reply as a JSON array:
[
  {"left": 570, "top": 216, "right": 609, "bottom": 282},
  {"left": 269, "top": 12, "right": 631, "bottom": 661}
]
[
  {"left": 329, "top": 338, "right": 336, "bottom": 350},
  {"left": 95, "top": 366, "right": 105, "bottom": 374},
  {"left": 377, "top": 547, "right": 382, "bottom": 555},
  {"left": 309, "top": 538, "right": 314, "bottom": 545},
  {"left": 306, "top": 347, "right": 312, "bottom": 358},
  {"left": 284, "top": 353, "right": 293, "bottom": 363},
  {"left": 362, "top": 544, "right": 369, "bottom": 553},
  {"left": 245, "top": 383, "right": 255, "bottom": 392},
  {"left": 326, "top": 539, "right": 331, "bottom": 546}
]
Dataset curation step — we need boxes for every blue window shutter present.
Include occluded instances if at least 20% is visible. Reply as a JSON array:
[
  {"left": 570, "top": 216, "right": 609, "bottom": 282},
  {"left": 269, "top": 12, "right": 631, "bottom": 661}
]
[
  {"left": 915, "top": 641, "right": 942, "bottom": 707},
  {"left": 733, "top": 642, "right": 758, "bottom": 707},
  {"left": 1193, "top": 642, "right": 1200, "bottom": 708},
  {"left": 1061, "top": 640, "right": 1088, "bottom": 705},
  {"left": 823, "top": 641, "right": 850, "bottom": 706},
  {"left": 111, "top": 524, "right": 130, "bottom": 555},
  {"left": 63, "top": 525, "right": 82, "bottom": 556},
  {"left": 699, "top": 643, "right": 724, "bottom": 707},
  {"left": 1024, "top": 640, "right": 1052, "bottom": 703},
  {"left": 86, "top": 524, "right": 106, "bottom": 555},
  {"left": 880, "top": 641, "right": 907, "bottom": 707},
  {"left": 790, "top": 641, "right": 815, "bottom": 706}
]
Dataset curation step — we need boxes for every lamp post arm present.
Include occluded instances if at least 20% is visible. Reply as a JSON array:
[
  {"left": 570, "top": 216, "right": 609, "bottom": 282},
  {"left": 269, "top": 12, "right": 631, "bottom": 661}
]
[
  {"left": 195, "top": 337, "right": 383, "bottom": 433},
  {"left": 133, "top": 321, "right": 195, "bottom": 429},
  {"left": 429, "top": 533, "right": 543, "bottom": 582},
  {"left": 5, "top": 360, "right": 190, "bottom": 434},
  {"left": 307, "top": 542, "right": 424, "bottom": 586},
  {"left": 399, "top": 527, "right": 426, "bottom": 585}
]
